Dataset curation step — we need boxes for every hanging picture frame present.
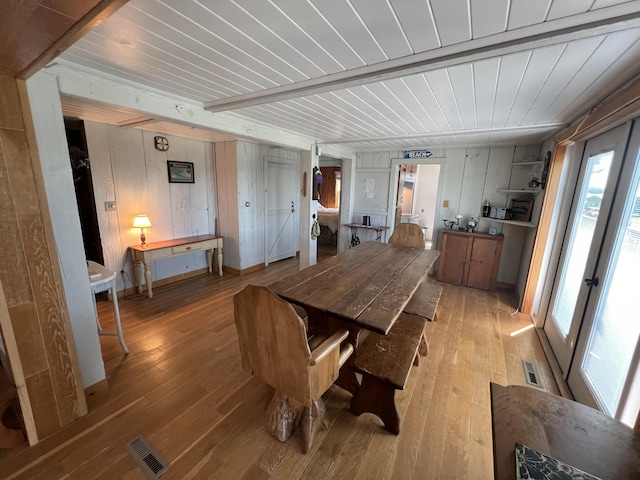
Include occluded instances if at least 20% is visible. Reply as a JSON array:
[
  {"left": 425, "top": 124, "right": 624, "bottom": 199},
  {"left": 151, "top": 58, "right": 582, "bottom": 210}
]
[
  {"left": 167, "top": 160, "right": 194, "bottom": 183},
  {"left": 509, "top": 198, "right": 533, "bottom": 222}
]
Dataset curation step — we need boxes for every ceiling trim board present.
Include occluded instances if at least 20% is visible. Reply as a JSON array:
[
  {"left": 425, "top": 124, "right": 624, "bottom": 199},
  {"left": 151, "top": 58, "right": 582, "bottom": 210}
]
[
  {"left": 48, "top": 65, "right": 354, "bottom": 159},
  {"left": 204, "top": 8, "right": 640, "bottom": 112}
]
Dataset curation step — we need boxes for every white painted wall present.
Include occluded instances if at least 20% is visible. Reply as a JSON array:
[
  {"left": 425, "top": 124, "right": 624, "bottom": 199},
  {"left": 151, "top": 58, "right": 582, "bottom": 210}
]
[
  {"left": 353, "top": 145, "right": 544, "bottom": 295},
  {"left": 84, "top": 122, "right": 217, "bottom": 290},
  {"left": 26, "top": 72, "right": 105, "bottom": 388},
  {"left": 215, "top": 140, "right": 301, "bottom": 271}
]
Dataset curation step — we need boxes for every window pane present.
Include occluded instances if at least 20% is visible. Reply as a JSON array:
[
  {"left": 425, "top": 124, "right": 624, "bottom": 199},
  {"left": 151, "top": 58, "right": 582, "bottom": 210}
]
[{"left": 551, "top": 152, "right": 613, "bottom": 338}]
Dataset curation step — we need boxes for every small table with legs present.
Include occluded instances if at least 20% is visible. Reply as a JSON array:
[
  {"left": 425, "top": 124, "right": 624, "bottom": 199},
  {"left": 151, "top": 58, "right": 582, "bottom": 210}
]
[{"left": 344, "top": 223, "right": 390, "bottom": 247}]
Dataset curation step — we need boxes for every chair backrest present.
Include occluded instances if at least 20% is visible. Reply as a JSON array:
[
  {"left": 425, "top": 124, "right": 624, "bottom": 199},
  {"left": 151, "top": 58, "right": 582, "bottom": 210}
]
[
  {"left": 233, "top": 285, "right": 313, "bottom": 403},
  {"left": 389, "top": 223, "right": 425, "bottom": 249}
]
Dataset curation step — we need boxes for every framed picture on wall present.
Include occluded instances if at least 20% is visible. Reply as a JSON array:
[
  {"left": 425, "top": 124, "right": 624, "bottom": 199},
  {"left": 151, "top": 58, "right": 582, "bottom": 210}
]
[
  {"left": 508, "top": 198, "right": 533, "bottom": 222},
  {"left": 167, "top": 160, "right": 194, "bottom": 183}
]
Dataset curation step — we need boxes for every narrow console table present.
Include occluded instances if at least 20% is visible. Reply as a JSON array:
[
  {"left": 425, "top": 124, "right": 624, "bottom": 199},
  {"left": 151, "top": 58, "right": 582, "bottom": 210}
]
[
  {"left": 344, "top": 223, "right": 390, "bottom": 247},
  {"left": 129, "top": 234, "right": 223, "bottom": 298}
]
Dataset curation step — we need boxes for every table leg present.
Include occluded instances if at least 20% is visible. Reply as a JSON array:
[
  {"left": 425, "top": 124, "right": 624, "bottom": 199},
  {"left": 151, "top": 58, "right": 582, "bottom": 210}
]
[
  {"left": 133, "top": 260, "right": 143, "bottom": 294},
  {"left": 216, "top": 246, "right": 223, "bottom": 276},
  {"left": 144, "top": 262, "right": 153, "bottom": 298},
  {"left": 206, "top": 249, "right": 213, "bottom": 274},
  {"left": 110, "top": 284, "right": 129, "bottom": 354}
]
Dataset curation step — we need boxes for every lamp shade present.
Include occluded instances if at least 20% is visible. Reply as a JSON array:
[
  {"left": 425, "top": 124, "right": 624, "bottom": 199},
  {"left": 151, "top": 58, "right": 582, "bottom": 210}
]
[{"left": 132, "top": 215, "right": 152, "bottom": 229}]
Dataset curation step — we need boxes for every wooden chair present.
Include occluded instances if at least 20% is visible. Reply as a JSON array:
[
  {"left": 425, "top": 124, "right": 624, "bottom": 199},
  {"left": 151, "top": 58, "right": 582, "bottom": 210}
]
[
  {"left": 388, "top": 223, "right": 425, "bottom": 249},
  {"left": 233, "top": 285, "right": 354, "bottom": 453}
]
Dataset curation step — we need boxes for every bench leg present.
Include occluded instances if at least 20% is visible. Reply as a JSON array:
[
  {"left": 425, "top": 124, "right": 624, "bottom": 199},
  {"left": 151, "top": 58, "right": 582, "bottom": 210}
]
[
  {"left": 418, "top": 332, "right": 429, "bottom": 356},
  {"left": 349, "top": 374, "right": 400, "bottom": 435},
  {"left": 265, "top": 391, "right": 303, "bottom": 442},
  {"left": 335, "top": 365, "right": 360, "bottom": 395}
]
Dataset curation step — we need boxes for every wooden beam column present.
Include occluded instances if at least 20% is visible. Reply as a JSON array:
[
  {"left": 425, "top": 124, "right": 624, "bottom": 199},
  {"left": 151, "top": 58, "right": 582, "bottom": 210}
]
[{"left": 0, "top": 74, "right": 87, "bottom": 445}]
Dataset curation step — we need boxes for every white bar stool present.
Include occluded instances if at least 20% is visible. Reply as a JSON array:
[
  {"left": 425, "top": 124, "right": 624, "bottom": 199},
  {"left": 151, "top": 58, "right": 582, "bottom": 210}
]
[{"left": 88, "top": 260, "right": 129, "bottom": 354}]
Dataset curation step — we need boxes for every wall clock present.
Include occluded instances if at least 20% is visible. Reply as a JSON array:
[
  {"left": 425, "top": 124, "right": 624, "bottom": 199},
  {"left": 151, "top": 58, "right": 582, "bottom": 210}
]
[
  {"left": 154, "top": 136, "right": 169, "bottom": 151},
  {"left": 489, "top": 227, "right": 498, "bottom": 235}
]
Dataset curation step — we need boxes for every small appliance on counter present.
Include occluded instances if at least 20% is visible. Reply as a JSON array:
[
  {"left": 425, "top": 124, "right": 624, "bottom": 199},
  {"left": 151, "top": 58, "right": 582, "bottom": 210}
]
[{"left": 490, "top": 207, "right": 510, "bottom": 220}]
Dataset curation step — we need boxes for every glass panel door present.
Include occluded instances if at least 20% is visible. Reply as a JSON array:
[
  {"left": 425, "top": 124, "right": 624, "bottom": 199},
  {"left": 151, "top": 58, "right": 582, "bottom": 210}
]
[
  {"left": 568, "top": 123, "right": 640, "bottom": 425},
  {"left": 544, "top": 124, "right": 629, "bottom": 374}
]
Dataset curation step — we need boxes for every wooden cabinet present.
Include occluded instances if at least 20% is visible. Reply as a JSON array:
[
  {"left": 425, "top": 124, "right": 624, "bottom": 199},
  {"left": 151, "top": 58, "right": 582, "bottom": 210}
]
[{"left": 437, "top": 230, "right": 504, "bottom": 290}]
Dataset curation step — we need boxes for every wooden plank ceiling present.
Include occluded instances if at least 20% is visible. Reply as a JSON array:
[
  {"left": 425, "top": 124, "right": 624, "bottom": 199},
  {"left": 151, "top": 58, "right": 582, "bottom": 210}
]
[
  {"left": 48, "top": 0, "right": 640, "bottom": 150},
  {"left": 0, "top": 0, "right": 128, "bottom": 78}
]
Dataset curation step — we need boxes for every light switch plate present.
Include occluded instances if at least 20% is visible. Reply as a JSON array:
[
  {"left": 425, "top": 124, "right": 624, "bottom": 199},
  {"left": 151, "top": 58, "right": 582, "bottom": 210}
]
[{"left": 105, "top": 201, "right": 116, "bottom": 211}]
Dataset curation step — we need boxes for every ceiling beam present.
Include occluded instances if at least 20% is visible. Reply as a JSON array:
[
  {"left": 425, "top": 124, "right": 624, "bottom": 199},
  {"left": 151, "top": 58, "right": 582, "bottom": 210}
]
[
  {"left": 204, "top": 6, "right": 640, "bottom": 113},
  {"left": 19, "top": 0, "right": 129, "bottom": 80},
  {"left": 47, "top": 65, "right": 355, "bottom": 159},
  {"left": 322, "top": 124, "right": 567, "bottom": 145}
]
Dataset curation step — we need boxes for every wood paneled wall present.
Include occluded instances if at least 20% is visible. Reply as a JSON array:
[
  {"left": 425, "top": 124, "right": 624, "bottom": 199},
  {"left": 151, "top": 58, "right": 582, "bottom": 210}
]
[
  {"left": 319, "top": 167, "right": 339, "bottom": 208},
  {"left": 0, "top": 74, "right": 86, "bottom": 444},
  {"left": 84, "top": 121, "right": 217, "bottom": 289},
  {"left": 353, "top": 145, "right": 542, "bottom": 292}
]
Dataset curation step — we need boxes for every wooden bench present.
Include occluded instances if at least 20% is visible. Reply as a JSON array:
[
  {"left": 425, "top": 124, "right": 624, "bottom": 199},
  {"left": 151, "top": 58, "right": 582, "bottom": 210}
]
[
  {"left": 402, "top": 281, "right": 442, "bottom": 361},
  {"left": 349, "top": 312, "right": 427, "bottom": 434},
  {"left": 403, "top": 281, "right": 443, "bottom": 322}
]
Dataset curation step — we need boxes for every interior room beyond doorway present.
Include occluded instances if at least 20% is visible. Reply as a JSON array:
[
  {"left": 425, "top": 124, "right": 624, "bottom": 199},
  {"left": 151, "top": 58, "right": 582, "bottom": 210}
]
[{"left": 397, "top": 163, "right": 441, "bottom": 249}]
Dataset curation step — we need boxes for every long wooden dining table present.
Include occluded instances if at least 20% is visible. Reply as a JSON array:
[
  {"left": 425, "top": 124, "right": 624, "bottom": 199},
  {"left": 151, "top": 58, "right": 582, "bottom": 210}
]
[{"left": 270, "top": 241, "right": 439, "bottom": 334}]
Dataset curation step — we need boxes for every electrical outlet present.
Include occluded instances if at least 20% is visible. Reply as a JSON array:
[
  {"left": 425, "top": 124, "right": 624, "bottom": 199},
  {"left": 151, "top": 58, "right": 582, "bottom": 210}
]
[
  {"left": 105, "top": 201, "right": 116, "bottom": 211},
  {"left": 443, "top": 200, "right": 449, "bottom": 208}
]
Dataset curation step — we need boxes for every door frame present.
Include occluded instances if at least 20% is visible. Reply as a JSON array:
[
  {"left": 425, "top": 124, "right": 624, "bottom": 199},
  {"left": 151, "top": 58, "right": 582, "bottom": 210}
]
[
  {"left": 543, "top": 122, "right": 632, "bottom": 376},
  {"left": 566, "top": 119, "right": 640, "bottom": 423}
]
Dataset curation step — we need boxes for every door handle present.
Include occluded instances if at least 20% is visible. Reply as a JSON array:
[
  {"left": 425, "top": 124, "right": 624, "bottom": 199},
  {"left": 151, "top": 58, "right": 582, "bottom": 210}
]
[{"left": 584, "top": 277, "right": 599, "bottom": 287}]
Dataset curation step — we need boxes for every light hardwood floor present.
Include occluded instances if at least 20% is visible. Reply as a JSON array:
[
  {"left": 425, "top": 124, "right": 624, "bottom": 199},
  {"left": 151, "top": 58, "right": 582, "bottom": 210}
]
[{"left": 0, "top": 257, "right": 558, "bottom": 479}]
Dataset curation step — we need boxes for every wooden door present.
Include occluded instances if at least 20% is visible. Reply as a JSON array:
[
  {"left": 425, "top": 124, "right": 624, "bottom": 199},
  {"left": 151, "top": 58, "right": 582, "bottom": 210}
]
[
  {"left": 437, "top": 231, "right": 468, "bottom": 285},
  {"left": 466, "top": 236, "right": 501, "bottom": 290},
  {"left": 265, "top": 157, "right": 299, "bottom": 264}
]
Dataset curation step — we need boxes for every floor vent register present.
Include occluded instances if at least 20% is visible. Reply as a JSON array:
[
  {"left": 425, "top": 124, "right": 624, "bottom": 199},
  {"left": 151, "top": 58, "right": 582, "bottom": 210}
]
[
  {"left": 522, "top": 360, "right": 543, "bottom": 388},
  {"left": 126, "top": 434, "right": 170, "bottom": 479}
]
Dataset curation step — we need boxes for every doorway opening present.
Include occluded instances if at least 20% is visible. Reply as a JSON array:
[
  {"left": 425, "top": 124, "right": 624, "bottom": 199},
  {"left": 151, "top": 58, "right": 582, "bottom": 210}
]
[
  {"left": 317, "top": 165, "right": 341, "bottom": 259},
  {"left": 396, "top": 164, "right": 440, "bottom": 249},
  {"left": 64, "top": 118, "right": 104, "bottom": 265}
]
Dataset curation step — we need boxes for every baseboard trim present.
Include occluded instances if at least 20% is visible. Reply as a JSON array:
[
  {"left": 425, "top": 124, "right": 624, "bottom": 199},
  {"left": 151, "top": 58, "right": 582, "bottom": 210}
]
[
  {"left": 224, "top": 263, "right": 266, "bottom": 276},
  {"left": 535, "top": 327, "right": 574, "bottom": 400},
  {"left": 84, "top": 379, "right": 109, "bottom": 400},
  {"left": 122, "top": 267, "right": 211, "bottom": 296}
]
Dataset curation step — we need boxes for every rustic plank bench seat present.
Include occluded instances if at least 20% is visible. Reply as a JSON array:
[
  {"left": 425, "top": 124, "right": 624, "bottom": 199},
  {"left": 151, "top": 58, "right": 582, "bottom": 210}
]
[
  {"left": 403, "top": 281, "right": 443, "bottom": 322},
  {"left": 349, "top": 312, "right": 427, "bottom": 434}
]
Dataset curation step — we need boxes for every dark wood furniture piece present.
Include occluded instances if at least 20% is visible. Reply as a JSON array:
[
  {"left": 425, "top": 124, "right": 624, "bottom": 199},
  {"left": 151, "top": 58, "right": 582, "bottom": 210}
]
[
  {"left": 269, "top": 241, "right": 439, "bottom": 433},
  {"left": 349, "top": 312, "right": 427, "bottom": 434},
  {"left": 403, "top": 281, "right": 443, "bottom": 322},
  {"left": 437, "top": 230, "right": 503, "bottom": 290},
  {"left": 269, "top": 241, "right": 439, "bottom": 336},
  {"left": 233, "top": 285, "right": 354, "bottom": 453},
  {"left": 490, "top": 383, "right": 640, "bottom": 480}
]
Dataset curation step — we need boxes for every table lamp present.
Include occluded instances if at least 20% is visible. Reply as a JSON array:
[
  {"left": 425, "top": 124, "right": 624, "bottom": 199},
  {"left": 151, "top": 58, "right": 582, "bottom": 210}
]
[{"left": 133, "top": 214, "right": 152, "bottom": 246}]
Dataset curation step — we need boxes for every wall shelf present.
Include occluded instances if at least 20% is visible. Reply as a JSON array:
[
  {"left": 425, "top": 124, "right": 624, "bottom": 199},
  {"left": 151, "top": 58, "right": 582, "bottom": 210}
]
[
  {"left": 511, "top": 161, "right": 543, "bottom": 166},
  {"left": 496, "top": 189, "right": 540, "bottom": 195},
  {"left": 489, "top": 218, "right": 537, "bottom": 228}
]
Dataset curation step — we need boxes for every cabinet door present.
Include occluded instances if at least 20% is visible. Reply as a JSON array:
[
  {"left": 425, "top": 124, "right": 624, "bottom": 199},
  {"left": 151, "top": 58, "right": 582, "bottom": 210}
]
[
  {"left": 466, "top": 237, "right": 501, "bottom": 290},
  {"left": 437, "top": 232, "right": 469, "bottom": 285}
]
